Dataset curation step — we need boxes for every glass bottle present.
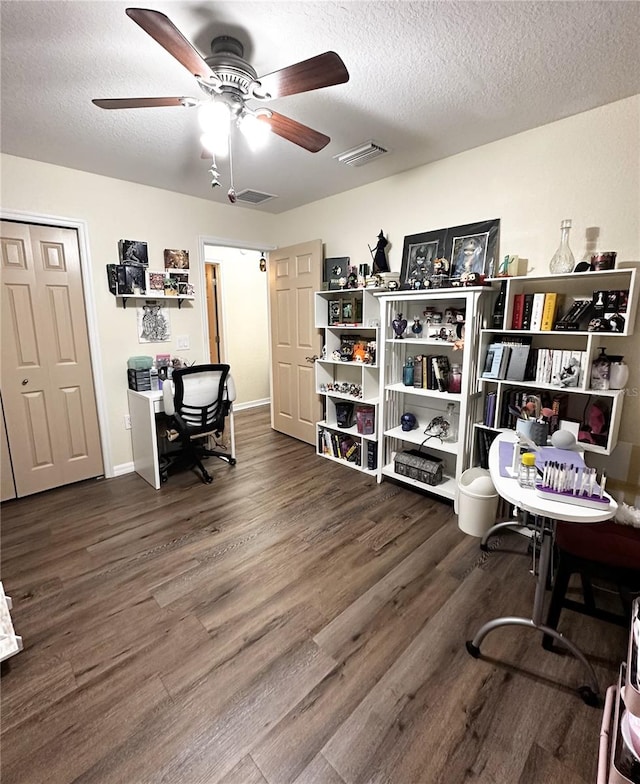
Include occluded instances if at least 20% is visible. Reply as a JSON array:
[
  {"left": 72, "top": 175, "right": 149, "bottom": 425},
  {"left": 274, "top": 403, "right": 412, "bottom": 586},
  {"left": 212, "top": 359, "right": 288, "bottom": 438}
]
[
  {"left": 442, "top": 402, "right": 457, "bottom": 442},
  {"left": 403, "top": 356, "right": 414, "bottom": 386},
  {"left": 549, "top": 219, "right": 576, "bottom": 275},
  {"left": 518, "top": 452, "right": 537, "bottom": 488},
  {"left": 491, "top": 280, "right": 507, "bottom": 329},
  {"left": 449, "top": 363, "right": 462, "bottom": 394}
]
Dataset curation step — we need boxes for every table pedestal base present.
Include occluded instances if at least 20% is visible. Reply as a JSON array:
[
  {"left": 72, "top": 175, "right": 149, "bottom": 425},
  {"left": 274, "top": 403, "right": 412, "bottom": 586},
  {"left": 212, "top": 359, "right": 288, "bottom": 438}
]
[{"left": 466, "top": 520, "right": 600, "bottom": 705}]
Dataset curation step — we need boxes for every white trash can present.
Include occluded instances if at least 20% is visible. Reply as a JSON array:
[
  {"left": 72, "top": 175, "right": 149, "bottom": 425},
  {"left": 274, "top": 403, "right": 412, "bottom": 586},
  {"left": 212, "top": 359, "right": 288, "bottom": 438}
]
[{"left": 455, "top": 467, "right": 499, "bottom": 537}]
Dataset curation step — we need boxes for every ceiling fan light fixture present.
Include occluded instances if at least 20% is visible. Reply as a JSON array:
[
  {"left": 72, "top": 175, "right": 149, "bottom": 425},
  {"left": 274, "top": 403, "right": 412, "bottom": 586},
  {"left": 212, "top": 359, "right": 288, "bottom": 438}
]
[
  {"left": 200, "top": 131, "right": 228, "bottom": 158},
  {"left": 198, "top": 100, "right": 230, "bottom": 133},
  {"left": 239, "top": 112, "right": 270, "bottom": 150}
]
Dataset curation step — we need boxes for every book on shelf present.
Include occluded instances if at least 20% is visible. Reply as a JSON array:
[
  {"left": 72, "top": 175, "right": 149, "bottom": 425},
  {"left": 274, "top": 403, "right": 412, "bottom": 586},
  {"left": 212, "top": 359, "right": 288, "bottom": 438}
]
[
  {"left": 483, "top": 390, "right": 497, "bottom": 427},
  {"left": 521, "top": 293, "right": 535, "bottom": 330},
  {"left": 413, "top": 356, "right": 423, "bottom": 389},
  {"left": 540, "top": 292, "right": 562, "bottom": 331},
  {"left": 481, "top": 343, "right": 511, "bottom": 380},
  {"left": 432, "top": 355, "right": 450, "bottom": 392},
  {"left": 503, "top": 340, "right": 531, "bottom": 382},
  {"left": 530, "top": 293, "right": 546, "bottom": 331},
  {"left": 511, "top": 293, "right": 525, "bottom": 329},
  {"left": 554, "top": 298, "right": 592, "bottom": 330}
]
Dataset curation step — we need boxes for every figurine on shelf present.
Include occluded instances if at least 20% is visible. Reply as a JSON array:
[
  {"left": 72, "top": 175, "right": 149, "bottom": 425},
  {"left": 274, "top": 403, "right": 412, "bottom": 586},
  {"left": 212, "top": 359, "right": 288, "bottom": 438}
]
[
  {"left": 369, "top": 230, "right": 390, "bottom": 274},
  {"left": 411, "top": 316, "right": 423, "bottom": 337},
  {"left": 392, "top": 313, "right": 407, "bottom": 339}
]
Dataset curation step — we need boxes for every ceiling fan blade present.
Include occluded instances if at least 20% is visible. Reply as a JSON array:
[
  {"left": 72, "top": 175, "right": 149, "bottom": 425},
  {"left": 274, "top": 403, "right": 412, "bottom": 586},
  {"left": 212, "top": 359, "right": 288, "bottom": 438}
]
[
  {"left": 255, "top": 52, "right": 349, "bottom": 99},
  {"left": 125, "top": 8, "right": 215, "bottom": 80},
  {"left": 92, "top": 97, "right": 187, "bottom": 109},
  {"left": 260, "top": 111, "right": 330, "bottom": 153}
]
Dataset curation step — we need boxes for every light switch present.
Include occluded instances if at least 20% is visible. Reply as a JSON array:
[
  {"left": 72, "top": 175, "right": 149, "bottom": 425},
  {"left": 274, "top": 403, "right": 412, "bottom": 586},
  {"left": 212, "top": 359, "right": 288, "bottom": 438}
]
[{"left": 177, "top": 335, "right": 190, "bottom": 350}]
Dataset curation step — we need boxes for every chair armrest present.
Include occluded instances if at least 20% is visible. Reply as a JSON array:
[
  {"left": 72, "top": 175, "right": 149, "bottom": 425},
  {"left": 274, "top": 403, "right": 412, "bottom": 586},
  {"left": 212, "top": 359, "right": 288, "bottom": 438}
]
[
  {"left": 163, "top": 379, "right": 176, "bottom": 415},
  {"left": 225, "top": 374, "right": 237, "bottom": 403}
]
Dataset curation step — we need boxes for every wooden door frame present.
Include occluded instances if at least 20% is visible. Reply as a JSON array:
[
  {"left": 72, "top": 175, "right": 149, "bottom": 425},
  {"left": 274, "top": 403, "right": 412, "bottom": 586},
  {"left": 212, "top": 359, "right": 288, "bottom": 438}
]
[
  {"left": 1, "top": 208, "right": 112, "bottom": 477},
  {"left": 197, "top": 235, "right": 274, "bottom": 368}
]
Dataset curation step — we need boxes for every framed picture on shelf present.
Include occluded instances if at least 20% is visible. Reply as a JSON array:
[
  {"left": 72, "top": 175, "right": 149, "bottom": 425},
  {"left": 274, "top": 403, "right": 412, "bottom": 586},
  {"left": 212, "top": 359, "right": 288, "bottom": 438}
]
[
  {"left": 446, "top": 219, "right": 499, "bottom": 281},
  {"left": 399, "top": 229, "right": 447, "bottom": 289},
  {"left": 324, "top": 257, "right": 350, "bottom": 290},
  {"left": 118, "top": 239, "right": 148, "bottom": 266},
  {"left": 328, "top": 300, "right": 341, "bottom": 325},
  {"left": 164, "top": 249, "right": 189, "bottom": 270},
  {"left": 146, "top": 270, "right": 165, "bottom": 292},
  {"left": 341, "top": 297, "right": 356, "bottom": 323}
]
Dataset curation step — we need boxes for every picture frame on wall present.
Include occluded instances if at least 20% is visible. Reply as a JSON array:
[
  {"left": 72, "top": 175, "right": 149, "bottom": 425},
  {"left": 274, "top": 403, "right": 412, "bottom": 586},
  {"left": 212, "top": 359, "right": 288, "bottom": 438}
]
[
  {"left": 399, "top": 230, "right": 447, "bottom": 290},
  {"left": 164, "top": 249, "right": 190, "bottom": 270},
  {"left": 446, "top": 219, "right": 500, "bottom": 281}
]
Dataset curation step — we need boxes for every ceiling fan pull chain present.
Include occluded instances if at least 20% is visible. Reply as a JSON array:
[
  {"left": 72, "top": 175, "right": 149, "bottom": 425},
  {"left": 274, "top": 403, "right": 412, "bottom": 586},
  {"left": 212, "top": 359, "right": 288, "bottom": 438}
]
[
  {"left": 209, "top": 154, "right": 221, "bottom": 188},
  {"left": 227, "top": 132, "right": 237, "bottom": 204}
]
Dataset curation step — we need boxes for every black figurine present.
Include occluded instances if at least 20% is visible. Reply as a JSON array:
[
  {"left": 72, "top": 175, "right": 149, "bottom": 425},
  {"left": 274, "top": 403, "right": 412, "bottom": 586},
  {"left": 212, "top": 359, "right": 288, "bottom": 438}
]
[{"left": 370, "top": 230, "right": 390, "bottom": 273}]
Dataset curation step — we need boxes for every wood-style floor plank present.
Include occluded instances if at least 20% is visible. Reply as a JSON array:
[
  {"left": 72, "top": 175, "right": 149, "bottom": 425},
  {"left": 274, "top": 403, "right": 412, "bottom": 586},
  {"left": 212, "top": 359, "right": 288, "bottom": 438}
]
[{"left": 0, "top": 405, "right": 627, "bottom": 783}]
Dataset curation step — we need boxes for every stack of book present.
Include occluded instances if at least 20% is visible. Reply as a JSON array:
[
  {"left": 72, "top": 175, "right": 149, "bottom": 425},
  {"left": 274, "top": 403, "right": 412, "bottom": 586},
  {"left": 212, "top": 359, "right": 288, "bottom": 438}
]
[
  {"left": 511, "top": 292, "right": 563, "bottom": 330},
  {"left": 411, "top": 354, "right": 451, "bottom": 392},
  {"left": 481, "top": 340, "right": 531, "bottom": 381},
  {"left": 318, "top": 429, "right": 361, "bottom": 464},
  {"left": 532, "top": 348, "right": 587, "bottom": 387}
]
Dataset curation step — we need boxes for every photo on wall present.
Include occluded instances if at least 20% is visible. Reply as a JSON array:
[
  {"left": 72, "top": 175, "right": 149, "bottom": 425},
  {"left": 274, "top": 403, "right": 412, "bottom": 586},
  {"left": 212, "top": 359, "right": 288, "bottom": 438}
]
[{"left": 137, "top": 304, "right": 171, "bottom": 342}]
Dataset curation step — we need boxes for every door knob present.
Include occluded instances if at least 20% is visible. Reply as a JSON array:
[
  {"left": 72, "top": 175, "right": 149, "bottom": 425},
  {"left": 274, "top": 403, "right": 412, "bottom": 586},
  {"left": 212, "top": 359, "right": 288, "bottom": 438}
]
[
  {"left": 305, "top": 355, "right": 319, "bottom": 364},
  {"left": 21, "top": 379, "right": 28, "bottom": 385}
]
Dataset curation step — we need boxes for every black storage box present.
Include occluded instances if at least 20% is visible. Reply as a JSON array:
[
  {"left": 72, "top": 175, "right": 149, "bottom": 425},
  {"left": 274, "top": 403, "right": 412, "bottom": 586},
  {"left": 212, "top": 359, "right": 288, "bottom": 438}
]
[
  {"left": 394, "top": 450, "right": 443, "bottom": 485},
  {"left": 127, "top": 368, "right": 152, "bottom": 391}
]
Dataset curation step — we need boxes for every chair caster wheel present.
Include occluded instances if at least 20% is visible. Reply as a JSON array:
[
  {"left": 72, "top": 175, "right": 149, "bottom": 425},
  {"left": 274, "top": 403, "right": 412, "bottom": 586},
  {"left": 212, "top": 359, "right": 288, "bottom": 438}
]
[
  {"left": 161, "top": 472, "right": 168, "bottom": 483},
  {"left": 480, "top": 543, "right": 489, "bottom": 552},
  {"left": 578, "top": 686, "right": 600, "bottom": 707},
  {"left": 229, "top": 458, "right": 237, "bottom": 466},
  {"left": 203, "top": 475, "right": 213, "bottom": 484},
  {"left": 466, "top": 641, "right": 481, "bottom": 658}
]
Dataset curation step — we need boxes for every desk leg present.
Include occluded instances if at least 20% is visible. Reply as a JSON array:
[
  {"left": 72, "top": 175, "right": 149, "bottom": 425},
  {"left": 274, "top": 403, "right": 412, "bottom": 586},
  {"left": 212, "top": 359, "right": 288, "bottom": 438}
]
[{"left": 466, "top": 523, "right": 600, "bottom": 705}]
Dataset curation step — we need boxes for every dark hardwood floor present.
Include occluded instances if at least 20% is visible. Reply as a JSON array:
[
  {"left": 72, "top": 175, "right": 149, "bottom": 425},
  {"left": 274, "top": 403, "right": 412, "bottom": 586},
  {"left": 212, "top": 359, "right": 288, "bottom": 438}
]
[{"left": 0, "top": 405, "right": 627, "bottom": 783}]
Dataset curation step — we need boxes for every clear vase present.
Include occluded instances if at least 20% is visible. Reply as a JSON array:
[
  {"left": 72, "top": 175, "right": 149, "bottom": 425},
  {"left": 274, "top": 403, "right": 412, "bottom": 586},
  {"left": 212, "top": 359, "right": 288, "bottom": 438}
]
[{"left": 549, "top": 219, "right": 576, "bottom": 275}]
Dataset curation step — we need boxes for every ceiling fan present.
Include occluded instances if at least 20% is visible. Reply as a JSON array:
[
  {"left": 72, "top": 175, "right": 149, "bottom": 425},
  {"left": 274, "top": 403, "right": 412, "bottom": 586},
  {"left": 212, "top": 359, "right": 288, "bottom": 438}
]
[{"left": 93, "top": 8, "right": 349, "bottom": 199}]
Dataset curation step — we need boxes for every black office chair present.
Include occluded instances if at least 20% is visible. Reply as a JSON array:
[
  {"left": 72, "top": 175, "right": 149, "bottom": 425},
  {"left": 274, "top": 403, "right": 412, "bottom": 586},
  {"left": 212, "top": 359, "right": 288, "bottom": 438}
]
[{"left": 162, "top": 363, "right": 236, "bottom": 484}]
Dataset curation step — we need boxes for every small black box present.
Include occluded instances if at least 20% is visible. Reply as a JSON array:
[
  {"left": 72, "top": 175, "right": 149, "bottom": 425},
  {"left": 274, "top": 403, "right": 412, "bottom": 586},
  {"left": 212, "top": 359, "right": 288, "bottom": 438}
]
[
  {"left": 367, "top": 440, "right": 378, "bottom": 471},
  {"left": 127, "top": 368, "right": 151, "bottom": 391}
]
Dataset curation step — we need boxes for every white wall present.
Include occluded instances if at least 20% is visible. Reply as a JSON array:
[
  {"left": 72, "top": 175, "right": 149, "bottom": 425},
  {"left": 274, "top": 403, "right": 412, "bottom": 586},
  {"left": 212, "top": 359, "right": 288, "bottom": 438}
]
[
  {"left": 273, "top": 95, "right": 640, "bottom": 454},
  {"left": 2, "top": 95, "right": 639, "bottom": 481},
  {"left": 0, "top": 154, "right": 276, "bottom": 473},
  {"left": 203, "top": 245, "right": 270, "bottom": 405}
]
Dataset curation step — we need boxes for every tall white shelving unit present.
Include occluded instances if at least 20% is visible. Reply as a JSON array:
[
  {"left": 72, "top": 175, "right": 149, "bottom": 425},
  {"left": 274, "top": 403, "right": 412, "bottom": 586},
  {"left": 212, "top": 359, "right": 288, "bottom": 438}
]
[
  {"left": 476, "top": 267, "right": 638, "bottom": 455},
  {"left": 314, "top": 288, "right": 383, "bottom": 474},
  {"left": 376, "top": 288, "right": 488, "bottom": 500}
]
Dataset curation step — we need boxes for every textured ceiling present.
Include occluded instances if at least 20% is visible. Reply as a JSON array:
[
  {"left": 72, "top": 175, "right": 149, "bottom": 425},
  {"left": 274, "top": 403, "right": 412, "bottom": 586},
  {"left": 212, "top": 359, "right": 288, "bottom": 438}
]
[{"left": 1, "top": 1, "right": 639, "bottom": 214}]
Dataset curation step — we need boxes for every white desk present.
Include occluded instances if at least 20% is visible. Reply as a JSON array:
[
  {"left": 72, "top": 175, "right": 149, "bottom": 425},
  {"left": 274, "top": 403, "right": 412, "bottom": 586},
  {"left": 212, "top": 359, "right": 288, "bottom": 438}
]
[
  {"left": 128, "top": 389, "right": 165, "bottom": 489},
  {"left": 466, "top": 431, "right": 617, "bottom": 704},
  {"left": 127, "top": 388, "right": 236, "bottom": 489}
]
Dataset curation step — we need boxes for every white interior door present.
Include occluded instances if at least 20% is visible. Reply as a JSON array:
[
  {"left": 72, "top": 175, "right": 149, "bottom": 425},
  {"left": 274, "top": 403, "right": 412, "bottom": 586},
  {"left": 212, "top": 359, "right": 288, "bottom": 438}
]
[
  {"left": 268, "top": 239, "right": 323, "bottom": 445},
  {"left": 1, "top": 220, "right": 103, "bottom": 497}
]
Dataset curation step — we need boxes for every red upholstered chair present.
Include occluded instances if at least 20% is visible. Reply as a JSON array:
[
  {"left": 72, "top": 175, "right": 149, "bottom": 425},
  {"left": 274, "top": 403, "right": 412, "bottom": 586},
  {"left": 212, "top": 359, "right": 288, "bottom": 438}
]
[{"left": 542, "top": 520, "right": 640, "bottom": 650}]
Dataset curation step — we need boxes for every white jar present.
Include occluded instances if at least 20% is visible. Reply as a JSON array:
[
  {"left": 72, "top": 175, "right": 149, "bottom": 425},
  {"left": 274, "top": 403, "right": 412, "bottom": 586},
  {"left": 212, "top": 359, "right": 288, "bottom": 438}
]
[{"left": 608, "top": 356, "right": 629, "bottom": 390}]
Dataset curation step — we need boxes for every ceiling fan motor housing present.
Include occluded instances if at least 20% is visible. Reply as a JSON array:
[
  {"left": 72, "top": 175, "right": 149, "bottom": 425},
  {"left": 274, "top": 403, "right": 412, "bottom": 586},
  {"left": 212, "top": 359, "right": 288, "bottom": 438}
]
[{"left": 202, "top": 36, "right": 258, "bottom": 101}]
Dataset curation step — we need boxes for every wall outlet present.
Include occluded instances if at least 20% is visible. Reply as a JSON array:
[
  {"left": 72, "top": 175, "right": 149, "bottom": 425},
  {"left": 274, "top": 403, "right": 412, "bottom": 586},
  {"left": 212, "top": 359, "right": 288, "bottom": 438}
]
[
  {"left": 124, "top": 414, "right": 131, "bottom": 430},
  {"left": 177, "top": 335, "right": 190, "bottom": 350}
]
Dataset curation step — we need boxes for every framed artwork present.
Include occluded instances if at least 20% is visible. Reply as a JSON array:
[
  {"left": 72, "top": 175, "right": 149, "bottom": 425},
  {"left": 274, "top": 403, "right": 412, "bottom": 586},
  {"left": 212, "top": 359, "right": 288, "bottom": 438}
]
[
  {"left": 399, "top": 230, "right": 447, "bottom": 289},
  {"left": 324, "top": 257, "right": 350, "bottom": 290},
  {"left": 137, "top": 304, "right": 170, "bottom": 342},
  {"left": 164, "top": 249, "right": 190, "bottom": 270},
  {"left": 122, "top": 263, "right": 146, "bottom": 294},
  {"left": 118, "top": 239, "right": 148, "bottom": 266},
  {"left": 446, "top": 219, "right": 500, "bottom": 280},
  {"left": 328, "top": 300, "right": 341, "bottom": 325},
  {"left": 146, "top": 270, "right": 165, "bottom": 291},
  {"left": 341, "top": 297, "right": 356, "bottom": 323}
]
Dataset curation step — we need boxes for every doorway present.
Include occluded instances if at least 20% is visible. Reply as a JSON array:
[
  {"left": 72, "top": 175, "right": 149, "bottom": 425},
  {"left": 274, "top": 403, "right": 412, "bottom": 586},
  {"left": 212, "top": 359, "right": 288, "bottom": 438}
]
[{"left": 205, "top": 262, "right": 223, "bottom": 363}]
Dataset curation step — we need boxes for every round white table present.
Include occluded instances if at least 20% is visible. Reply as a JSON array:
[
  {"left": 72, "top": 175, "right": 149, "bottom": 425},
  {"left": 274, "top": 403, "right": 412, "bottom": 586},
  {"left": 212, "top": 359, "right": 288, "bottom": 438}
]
[{"left": 466, "top": 431, "right": 617, "bottom": 704}]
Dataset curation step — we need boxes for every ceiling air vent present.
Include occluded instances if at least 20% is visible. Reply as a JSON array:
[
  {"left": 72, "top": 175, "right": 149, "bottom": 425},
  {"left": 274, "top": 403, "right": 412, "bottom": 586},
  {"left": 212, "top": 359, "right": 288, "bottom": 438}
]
[
  {"left": 334, "top": 140, "right": 389, "bottom": 167},
  {"left": 235, "top": 189, "right": 277, "bottom": 205}
]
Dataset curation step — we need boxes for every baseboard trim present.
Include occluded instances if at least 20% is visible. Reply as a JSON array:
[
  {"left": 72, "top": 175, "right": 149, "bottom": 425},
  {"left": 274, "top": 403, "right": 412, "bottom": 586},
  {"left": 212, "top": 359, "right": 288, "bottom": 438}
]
[{"left": 234, "top": 399, "right": 270, "bottom": 411}]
